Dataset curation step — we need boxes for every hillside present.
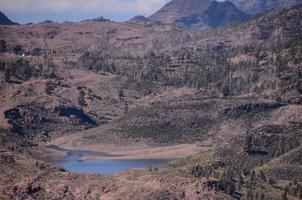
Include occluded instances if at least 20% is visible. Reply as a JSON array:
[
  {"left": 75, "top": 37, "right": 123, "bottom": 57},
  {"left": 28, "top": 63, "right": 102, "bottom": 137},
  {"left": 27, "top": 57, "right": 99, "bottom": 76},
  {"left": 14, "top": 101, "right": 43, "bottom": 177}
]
[
  {"left": 149, "top": 0, "right": 212, "bottom": 25},
  {"left": 149, "top": 0, "right": 250, "bottom": 28},
  {"left": 0, "top": 19, "right": 188, "bottom": 57},
  {"left": 0, "top": 3, "right": 301, "bottom": 200},
  {"left": 199, "top": 1, "right": 250, "bottom": 28}
]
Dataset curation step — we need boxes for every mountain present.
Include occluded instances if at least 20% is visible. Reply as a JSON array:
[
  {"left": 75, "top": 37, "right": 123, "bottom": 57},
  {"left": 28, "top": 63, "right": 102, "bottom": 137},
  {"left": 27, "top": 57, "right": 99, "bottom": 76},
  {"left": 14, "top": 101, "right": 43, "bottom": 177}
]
[
  {"left": 229, "top": 0, "right": 302, "bottom": 14},
  {"left": 149, "top": 0, "right": 302, "bottom": 28},
  {"left": 149, "top": 0, "right": 250, "bottom": 28},
  {"left": 177, "top": 1, "right": 250, "bottom": 28},
  {"left": 130, "top": 15, "right": 150, "bottom": 22},
  {"left": 0, "top": 11, "right": 18, "bottom": 25},
  {"left": 128, "top": 15, "right": 151, "bottom": 25},
  {"left": 39, "top": 20, "right": 55, "bottom": 24},
  {"left": 149, "top": 0, "right": 212, "bottom": 25},
  {"left": 204, "top": 1, "right": 250, "bottom": 27},
  {"left": 0, "top": 3, "right": 302, "bottom": 200}
]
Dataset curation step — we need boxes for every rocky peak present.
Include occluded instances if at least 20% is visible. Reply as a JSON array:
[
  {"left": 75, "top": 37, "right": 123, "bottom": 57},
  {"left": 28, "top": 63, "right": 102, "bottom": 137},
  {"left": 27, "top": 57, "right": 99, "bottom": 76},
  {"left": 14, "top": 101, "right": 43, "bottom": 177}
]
[
  {"left": 203, "top": 1, "right": 251, "bottom": 27},
  {"left": 149, "top": 0, "right": 212, "bottom": 24}
]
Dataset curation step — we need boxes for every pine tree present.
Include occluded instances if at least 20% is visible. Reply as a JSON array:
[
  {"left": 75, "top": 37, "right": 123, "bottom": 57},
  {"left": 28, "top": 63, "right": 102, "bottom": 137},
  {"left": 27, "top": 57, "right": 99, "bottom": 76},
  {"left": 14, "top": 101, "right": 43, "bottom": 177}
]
[
  {"left": 4, "top": 68, "right": 10, "bottom": 82},
  {"left": 245, "top": 133, "right": 253, "bottom": 153},
  {"left": 259, "top": 170, "right": 266, "bottom": 182},
  {"left": 250, "top": 170, "right": 256, "bottom": 185},
  {"left": 299, "top": 186, "right": 302, "bottom": 199},
  {"left": 282, "top": 186, "right": 289, "bottom": 200}
]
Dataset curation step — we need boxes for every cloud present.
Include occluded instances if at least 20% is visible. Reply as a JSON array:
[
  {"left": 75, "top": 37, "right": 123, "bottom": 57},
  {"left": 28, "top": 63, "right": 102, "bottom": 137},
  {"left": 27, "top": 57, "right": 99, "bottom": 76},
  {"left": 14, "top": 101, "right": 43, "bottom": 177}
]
[{"left": 0, "top": 0, "right": 169, "bottom": 15}]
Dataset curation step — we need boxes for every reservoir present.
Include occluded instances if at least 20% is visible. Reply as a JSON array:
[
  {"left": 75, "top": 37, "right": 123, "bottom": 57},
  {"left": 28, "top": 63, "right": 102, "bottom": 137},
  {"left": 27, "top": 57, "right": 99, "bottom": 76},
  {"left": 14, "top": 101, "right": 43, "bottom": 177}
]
[{"left": 56, "top": 148, "right": 169, "bottom": 175}]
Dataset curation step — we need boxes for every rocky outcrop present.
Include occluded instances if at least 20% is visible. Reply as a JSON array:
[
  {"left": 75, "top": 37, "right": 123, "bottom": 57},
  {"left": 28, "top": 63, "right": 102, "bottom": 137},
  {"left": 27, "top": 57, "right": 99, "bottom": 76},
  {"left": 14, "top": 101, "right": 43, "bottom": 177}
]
[
  {"left": 4, "top": 104, "right": 96, "bottom": 140},
  {"left": 53, "top": 105, "right": 96, "bottom": 125}
]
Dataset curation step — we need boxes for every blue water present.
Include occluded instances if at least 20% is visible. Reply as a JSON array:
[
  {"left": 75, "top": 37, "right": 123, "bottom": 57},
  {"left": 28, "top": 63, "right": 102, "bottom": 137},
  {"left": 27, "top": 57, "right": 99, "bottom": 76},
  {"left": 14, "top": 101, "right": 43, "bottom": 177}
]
[{"left": 56, "top": 149, "right": 168, "bottom": 175}]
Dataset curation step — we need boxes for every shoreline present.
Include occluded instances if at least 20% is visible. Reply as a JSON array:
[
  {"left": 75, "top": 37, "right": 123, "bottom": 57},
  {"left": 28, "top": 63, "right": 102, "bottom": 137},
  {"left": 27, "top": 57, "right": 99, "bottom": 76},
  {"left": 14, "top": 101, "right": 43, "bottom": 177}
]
[{"left": 45, "top": 142, "right": 203, "bottom": 161}]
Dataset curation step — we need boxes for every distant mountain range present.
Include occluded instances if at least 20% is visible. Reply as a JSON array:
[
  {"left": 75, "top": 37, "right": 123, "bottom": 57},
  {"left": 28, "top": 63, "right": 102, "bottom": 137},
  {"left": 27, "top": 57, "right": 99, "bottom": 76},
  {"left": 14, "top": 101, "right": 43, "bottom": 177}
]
[
  {"left": 149, "top": 0, "right": 250, "bottom": 28},
  {"left": 203, "top": 1, "right": 250, "bottom": 27},
  {"left": 229, "top": 0, "right": 302, "bottom": 14},
  {"left": 175, "top": 1, "right": 251, "bottom": 28},
  {"left": 0, "top": 0, "right": 302, "bottom": 198},
  {"left": 149, "top": 0, "right": 302, "bottom": 28},
  {"left": 1, "top": 0, "right": 302, "bottom": 28},
  {"left": 149, "top": 0, "right": 212, "bottom": 25},
  {"left": 0, "top": 11, "right": 18, "bottom": 25}
]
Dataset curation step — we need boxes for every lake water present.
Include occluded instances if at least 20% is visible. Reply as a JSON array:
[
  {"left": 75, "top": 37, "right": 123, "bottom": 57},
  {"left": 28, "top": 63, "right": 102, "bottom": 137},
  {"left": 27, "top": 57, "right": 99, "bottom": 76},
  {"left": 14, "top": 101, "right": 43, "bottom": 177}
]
[{"left": 56, "top": 148, "right": 169, "bottom": 175}]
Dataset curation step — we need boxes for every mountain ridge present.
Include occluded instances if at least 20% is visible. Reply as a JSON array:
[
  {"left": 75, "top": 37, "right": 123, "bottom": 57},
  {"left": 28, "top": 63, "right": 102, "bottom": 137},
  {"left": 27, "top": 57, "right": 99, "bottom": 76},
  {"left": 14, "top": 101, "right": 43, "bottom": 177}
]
[
  {"left": 149, "top": 0, "right": 302, "bottom": 28},
  {"left": 229, "top": 0, "right": 302, "bottom": 14},
  {"left": 0, "top": 11, "right": 18, "bottom": 25},
  {"left": 0, "top": 2, "right": 302, "bottom": 200},
  {"left": 176, "top": 0, "right": 251, "bottom": 28},
  {"left": 150, "top": 0, "right": 250, "bottom": 28},
  {"left": 149, "top": 0, "right": 212, "bottom": 25}
]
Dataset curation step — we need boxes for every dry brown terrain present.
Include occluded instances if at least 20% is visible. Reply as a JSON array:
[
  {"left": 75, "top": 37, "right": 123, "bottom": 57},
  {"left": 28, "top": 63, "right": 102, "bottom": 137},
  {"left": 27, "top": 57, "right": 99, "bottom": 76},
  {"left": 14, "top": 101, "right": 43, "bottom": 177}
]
[{"left": 0, "top": 4, "right": 301, "bottom": 200}]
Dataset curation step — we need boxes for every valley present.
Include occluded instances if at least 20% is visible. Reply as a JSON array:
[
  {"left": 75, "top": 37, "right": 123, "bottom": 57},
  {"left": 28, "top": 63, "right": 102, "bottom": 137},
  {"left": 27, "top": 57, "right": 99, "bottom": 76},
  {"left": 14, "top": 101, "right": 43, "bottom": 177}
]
[{"left": 0, "top": 0, "right": 302, "bottom": 199}]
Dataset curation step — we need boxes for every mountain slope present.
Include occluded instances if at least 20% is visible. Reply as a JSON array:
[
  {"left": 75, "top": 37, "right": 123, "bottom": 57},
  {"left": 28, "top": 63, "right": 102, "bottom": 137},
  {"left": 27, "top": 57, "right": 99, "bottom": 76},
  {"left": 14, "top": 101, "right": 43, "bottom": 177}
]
[
  {"left": 0, "top": 11, "right": 18, "bottom": 25},
  {"left": 0, "top": 4, "right": 302, "bottom": 200},
  {"left": 149, "top": 0, "right": 212, "bottom": 25},
  {"left": 204, "top": 1, "right": 250, "bottom": 27},
  {"left": 229, "top": 0, "right": 302, "bottom": 14},
  {"left": 150, "top": 0, "right": 250, "bottom": 28},
  {"left": 178, "top": 0, "right": 250, "bottom": 28}
]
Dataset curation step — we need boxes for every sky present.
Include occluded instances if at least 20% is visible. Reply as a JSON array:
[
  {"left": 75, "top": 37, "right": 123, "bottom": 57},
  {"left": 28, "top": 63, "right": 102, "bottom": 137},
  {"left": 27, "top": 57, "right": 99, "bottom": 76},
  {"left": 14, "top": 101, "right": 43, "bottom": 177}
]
[{"left": 0, "top": 0, "right": 171, "bottom": 24}]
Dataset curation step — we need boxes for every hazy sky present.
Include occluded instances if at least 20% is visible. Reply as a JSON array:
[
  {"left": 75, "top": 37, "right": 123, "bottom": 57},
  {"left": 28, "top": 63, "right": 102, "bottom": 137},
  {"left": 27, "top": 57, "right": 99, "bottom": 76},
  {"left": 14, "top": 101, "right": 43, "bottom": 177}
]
[{"left": 1, "top": 0, "right": 225, "bottom": 24}]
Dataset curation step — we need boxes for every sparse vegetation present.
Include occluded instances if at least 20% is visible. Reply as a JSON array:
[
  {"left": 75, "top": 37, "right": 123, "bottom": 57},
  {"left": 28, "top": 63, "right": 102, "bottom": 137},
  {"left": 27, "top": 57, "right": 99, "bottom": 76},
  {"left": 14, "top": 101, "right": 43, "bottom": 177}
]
[{"left": 0, "top": 3, "right": 301, "bottom": 200}]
